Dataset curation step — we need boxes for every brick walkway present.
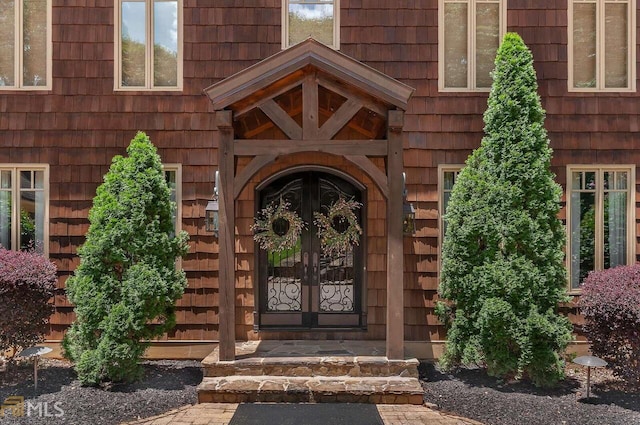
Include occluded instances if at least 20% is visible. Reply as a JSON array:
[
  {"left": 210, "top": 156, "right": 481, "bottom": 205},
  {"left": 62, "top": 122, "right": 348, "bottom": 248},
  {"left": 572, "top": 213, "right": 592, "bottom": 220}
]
[{"left": 123, "top": 403, "right": 482, "bottom": 425}]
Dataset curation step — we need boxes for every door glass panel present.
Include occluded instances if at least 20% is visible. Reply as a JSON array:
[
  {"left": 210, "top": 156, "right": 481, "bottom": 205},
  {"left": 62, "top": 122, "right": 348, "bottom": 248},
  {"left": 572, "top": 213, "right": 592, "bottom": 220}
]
[
  {"left": 317, "top": 179, "right": 358, "bottom": 313},
  {"left": 263, "top": 179, "right": 304, "bottom": 312}
]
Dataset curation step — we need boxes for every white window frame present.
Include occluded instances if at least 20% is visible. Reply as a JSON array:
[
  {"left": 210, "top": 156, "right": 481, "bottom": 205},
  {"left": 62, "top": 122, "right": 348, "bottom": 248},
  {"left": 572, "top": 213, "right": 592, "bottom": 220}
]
[
  {"left": 438, "top": 0, "right": 506, "bottom": 92},
  {"left": 0, "top": 0, "right": 52, "bottom": 91},
  {"left": 566, "top": 165, "right": 636, "bottom": 294},
  {"left": 114, "top": 0, "right": 184, "bottom": 91},
  {"left": 568, "top": 0, "right": 636, "bottom": 92},
  {"left": 162, "top": 164, "right": 182, "bottom": 235},
  {"left": 0, "top": 164, "right": 50, "bottom": 256},
  {"left": 438, "top": 165, "right": 464, "bottom": 279},
  {"left": 282, "top": 0, "right": 340, "bottom": 50}
]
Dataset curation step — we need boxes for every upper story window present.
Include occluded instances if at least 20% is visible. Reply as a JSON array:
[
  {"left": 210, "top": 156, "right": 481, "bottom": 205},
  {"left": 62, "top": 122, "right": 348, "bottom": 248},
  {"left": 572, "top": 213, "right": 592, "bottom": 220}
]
[
  {"left": 0, "top": 0, "right": 51, "bottom": 90},
  {"left": 115, "top": 0, "right": 183, "bottom": 91},
  {"left": 439, "top": 0, "right": 506, "bottom": 91},
  {"left": 569, "top": 0, "right": 636, "bottom": 91},
  {"left": 567, "top": 166, "right": 635, "bottom": 292},
  {"left": 0, "top": 165, "right": 49, "bottom": 255},
  {"left": 283, "top": 0, "right": 339, "bottom": 49}
]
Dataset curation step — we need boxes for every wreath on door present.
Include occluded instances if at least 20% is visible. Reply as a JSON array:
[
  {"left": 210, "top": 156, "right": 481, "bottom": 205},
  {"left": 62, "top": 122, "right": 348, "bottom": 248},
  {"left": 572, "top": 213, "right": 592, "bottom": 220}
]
[
  {"left": 251, "top": 199, "right": 306, "bottom": 252},
  {"left": 314, "top": 197, "right": 362, "bottom": 256}
]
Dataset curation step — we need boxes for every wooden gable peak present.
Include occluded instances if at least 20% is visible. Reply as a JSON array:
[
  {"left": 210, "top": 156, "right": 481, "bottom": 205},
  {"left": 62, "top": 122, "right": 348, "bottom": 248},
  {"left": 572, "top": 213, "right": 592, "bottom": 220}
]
[{"left": 203, "top": 39, "right": 415, "bottom": 112}]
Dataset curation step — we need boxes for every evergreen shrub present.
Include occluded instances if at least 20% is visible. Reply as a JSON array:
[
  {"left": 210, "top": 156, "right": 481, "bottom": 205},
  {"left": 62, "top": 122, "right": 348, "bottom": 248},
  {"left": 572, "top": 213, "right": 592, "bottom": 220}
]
[
  {"left": 63, "top": 132, "right": 189, "bottom": 385},
  {"left": 437, "top": 33, "right": 573, "bottom": 386}
]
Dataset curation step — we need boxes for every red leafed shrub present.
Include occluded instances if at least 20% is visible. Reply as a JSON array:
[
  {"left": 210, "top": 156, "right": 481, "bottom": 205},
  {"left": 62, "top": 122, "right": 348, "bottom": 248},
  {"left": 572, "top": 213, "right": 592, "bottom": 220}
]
[
  {"left": 580, "top": 264, "right": 640, "bottom": 385},
  {"left": 0, "top": 248, "right": 57, "bottom": 360}
]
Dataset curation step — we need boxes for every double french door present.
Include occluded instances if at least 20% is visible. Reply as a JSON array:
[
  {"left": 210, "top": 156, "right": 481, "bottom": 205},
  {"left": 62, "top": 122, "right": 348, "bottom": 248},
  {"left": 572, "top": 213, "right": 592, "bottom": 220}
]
[{"left": 256, "top": 171, "right": 364, "bottom": 329}]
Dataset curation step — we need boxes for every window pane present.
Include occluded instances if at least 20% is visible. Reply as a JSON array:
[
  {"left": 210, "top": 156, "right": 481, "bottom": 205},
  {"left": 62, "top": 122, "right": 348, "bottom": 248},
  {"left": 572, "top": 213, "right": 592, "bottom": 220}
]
[
  {"left": 444, "top": 171, "right": 457, "bottom": 190},
  {"left": 604, "top": 191, "right": 627, "bottom": 269},
  {"left": 570, "top": 191, "right": 595, "bottom": 290},
  {"left": 573, "top": 3, "right": 597, "bottom": 88},
  {"left": 616, "top": 171, "right": 628, "bottom": 190},
  {"left": 572, "top": 171, "right": 583, "bottom": 190},
  {"left": 20, "top": 170, "right": 31, "bottom": 189},
  {"left": 0, "top": 190, "right": 11, "bottom": 250},
  {"left": 154, "top": 0, "right": 178, "bottom": 87},
  {"left": 34, "top": 170, "right": 44, "bottom": 189},
  {"left": 1, "top": 170, "right": 12, "bottom": 189},
  {"left": 604, "top": 3, "right": 628, "bottom": 88},
  {"left": 23, "top": 0, "right": 47, "bottom": 87},
  {"left": 443, "top": 191, "right": 451, "bottom": 237},
  {"left": 475, "top": 2, "right": 499, "bottom": 88},
  {"left": 164, "top": 170, "right": 177, "bottom": 235},
  {"left": 0, "top": 0, "right": 16, "bottom": 87},
  {"left": 585, "top": 171, "right": 596, "bottom": 189},
  {"left": 19, "top": 189, "right": 43, "bottom": 251},
  {"left": 122, "top": 1, "right": 146, "bottom": 87},
  {"left": 444, "top": 3, "right": 468, "bottom": 88},
  {"left": 289, "top": 2, "right": 334, "bottom": 47}
]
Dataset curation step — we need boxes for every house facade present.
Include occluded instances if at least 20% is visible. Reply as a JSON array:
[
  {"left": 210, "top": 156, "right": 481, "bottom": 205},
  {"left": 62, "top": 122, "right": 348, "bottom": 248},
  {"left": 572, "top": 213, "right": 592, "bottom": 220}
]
[{"left": 0, "top": 0, "right": 637, "bottom": 359}]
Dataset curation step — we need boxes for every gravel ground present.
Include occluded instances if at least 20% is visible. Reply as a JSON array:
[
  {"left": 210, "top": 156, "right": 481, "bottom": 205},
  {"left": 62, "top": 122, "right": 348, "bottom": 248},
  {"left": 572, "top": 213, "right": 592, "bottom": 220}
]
[
  {"left": 0, "top": 359, "right": 200, "bottom": 425},
  {"left": 421, "top": 362, "right": 640, "bottom": 425}
]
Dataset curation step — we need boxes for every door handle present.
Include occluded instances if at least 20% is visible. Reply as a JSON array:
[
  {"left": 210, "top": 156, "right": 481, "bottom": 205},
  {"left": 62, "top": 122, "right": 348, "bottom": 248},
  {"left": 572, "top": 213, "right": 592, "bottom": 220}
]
[
  {"left": 313, "top": 252, "right": 318, "bottom": 275},
  {"left": 303, "top": 252, "right": 309, "bottom": 280}
]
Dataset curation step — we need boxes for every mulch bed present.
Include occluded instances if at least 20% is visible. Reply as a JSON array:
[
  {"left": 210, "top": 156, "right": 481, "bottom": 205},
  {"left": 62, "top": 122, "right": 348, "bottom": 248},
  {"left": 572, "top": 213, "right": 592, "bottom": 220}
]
[
  {"left": 0, "top": 359, "right": 201, "bottom": 425},
  {"left": 1, "top": 358, "right": 639, "bottom": 425},
  {"left": 420, "top": 362, "right": 640, "bottom": 425}
]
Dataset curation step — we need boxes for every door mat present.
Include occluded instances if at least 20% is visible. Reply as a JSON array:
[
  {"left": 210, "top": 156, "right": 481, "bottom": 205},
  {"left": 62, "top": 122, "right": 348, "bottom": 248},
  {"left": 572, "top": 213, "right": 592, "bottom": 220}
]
[{"left": 228, "top": 403, "right": 384, "bottom": 425}]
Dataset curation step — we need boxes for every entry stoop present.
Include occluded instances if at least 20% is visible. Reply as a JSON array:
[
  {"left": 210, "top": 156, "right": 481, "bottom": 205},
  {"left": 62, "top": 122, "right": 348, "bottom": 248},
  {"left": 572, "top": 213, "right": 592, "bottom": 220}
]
[{"left": 197, "top": 341, "right": 423, "bottom": 405}]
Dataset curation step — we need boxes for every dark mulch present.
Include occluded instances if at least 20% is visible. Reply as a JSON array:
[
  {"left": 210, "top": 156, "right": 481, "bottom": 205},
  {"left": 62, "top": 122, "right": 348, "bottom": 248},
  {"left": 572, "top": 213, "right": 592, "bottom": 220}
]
[
  {"left": 420, "top": 362, "right": 640, "bottom": 425},
  {"left": 0, "top": 359, "right": 201, "bottom": 425}
]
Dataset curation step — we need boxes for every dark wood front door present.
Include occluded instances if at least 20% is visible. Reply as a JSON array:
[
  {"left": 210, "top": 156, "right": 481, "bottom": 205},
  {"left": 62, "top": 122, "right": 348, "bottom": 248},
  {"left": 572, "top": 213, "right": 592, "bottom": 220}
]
[{"left": 257, "top": 171, "right": 364, "bottom": 329}]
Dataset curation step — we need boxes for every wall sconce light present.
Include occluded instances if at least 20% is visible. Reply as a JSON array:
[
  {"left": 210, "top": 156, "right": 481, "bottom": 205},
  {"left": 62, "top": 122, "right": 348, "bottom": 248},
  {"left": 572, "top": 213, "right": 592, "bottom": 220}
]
[
  {"left": 402, "top": 172, "right": 416, "bottom": 236},
  {"left": 205, "top": 170, "right": 219, "bottom": 236}
]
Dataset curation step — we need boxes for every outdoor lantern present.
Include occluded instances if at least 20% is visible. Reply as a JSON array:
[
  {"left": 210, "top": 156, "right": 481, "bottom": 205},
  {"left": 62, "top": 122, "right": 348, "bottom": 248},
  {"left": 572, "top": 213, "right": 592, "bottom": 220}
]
[
  {"left": 403, "top": 201, "right": 416, "bottom": 235},
  {"left": 402, "top": 172, "right": 416, "bottom": 235},
  {"left": 205, "top": 171, "right": 220, "bottom": 235}
]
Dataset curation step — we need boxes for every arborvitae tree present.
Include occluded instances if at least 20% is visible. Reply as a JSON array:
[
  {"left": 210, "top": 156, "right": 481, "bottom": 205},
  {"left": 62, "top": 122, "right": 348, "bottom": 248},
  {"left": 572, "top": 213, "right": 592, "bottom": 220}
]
[
  {"left": 63, "top": 132, "right": 189, "bottom": 385},
  {"left": 437, "top": 33, "right": 572, "bottom": 386}
]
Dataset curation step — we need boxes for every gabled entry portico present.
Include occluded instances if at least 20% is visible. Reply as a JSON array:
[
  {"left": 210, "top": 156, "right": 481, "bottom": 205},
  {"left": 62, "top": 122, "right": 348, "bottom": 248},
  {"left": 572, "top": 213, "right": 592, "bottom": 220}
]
[{"left": 204, "top": 39, "right": 414, "bottom": 362}]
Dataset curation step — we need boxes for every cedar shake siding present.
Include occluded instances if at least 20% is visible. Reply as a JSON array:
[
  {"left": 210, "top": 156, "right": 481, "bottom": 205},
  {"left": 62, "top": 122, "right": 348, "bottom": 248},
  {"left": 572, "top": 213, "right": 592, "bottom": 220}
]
[{"left": 0, "top": 0, "right": 638, "bottom": 347}]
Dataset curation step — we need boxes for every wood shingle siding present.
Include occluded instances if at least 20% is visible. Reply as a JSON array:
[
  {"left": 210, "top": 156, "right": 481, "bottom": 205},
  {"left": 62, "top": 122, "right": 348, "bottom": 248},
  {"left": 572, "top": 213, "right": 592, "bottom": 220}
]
[{"left": 0, "top": 0, "right": 637, "bottom": 346}]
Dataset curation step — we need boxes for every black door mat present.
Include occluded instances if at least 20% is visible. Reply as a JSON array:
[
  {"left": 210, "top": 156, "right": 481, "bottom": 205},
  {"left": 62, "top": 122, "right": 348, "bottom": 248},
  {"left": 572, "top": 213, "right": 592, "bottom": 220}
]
[{"left": 228, "top": 403, "right": 385, "bottom": 425}]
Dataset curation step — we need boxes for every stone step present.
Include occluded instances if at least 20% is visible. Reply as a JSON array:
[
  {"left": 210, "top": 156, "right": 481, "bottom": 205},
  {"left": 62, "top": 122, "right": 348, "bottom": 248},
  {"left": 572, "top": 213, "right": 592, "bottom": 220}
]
[
  {"left": 202, "top": 355, "right": 419, "bottom": 378},
  {"left": 197, "top": 375, "right": 424, "bottom": 404}
]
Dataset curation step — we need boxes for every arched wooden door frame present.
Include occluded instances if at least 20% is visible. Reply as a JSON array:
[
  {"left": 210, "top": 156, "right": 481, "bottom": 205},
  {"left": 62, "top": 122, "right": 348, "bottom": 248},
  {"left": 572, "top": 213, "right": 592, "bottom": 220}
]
[{"left": 205, "top": 39, "right": 413, "bottom": 361}]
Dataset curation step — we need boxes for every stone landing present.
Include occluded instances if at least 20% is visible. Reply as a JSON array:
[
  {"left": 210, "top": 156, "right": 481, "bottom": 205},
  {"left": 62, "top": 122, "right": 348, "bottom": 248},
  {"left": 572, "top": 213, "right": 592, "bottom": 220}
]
[{"left": 197, "top": 341, "right": 424, "bottom": 404}]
